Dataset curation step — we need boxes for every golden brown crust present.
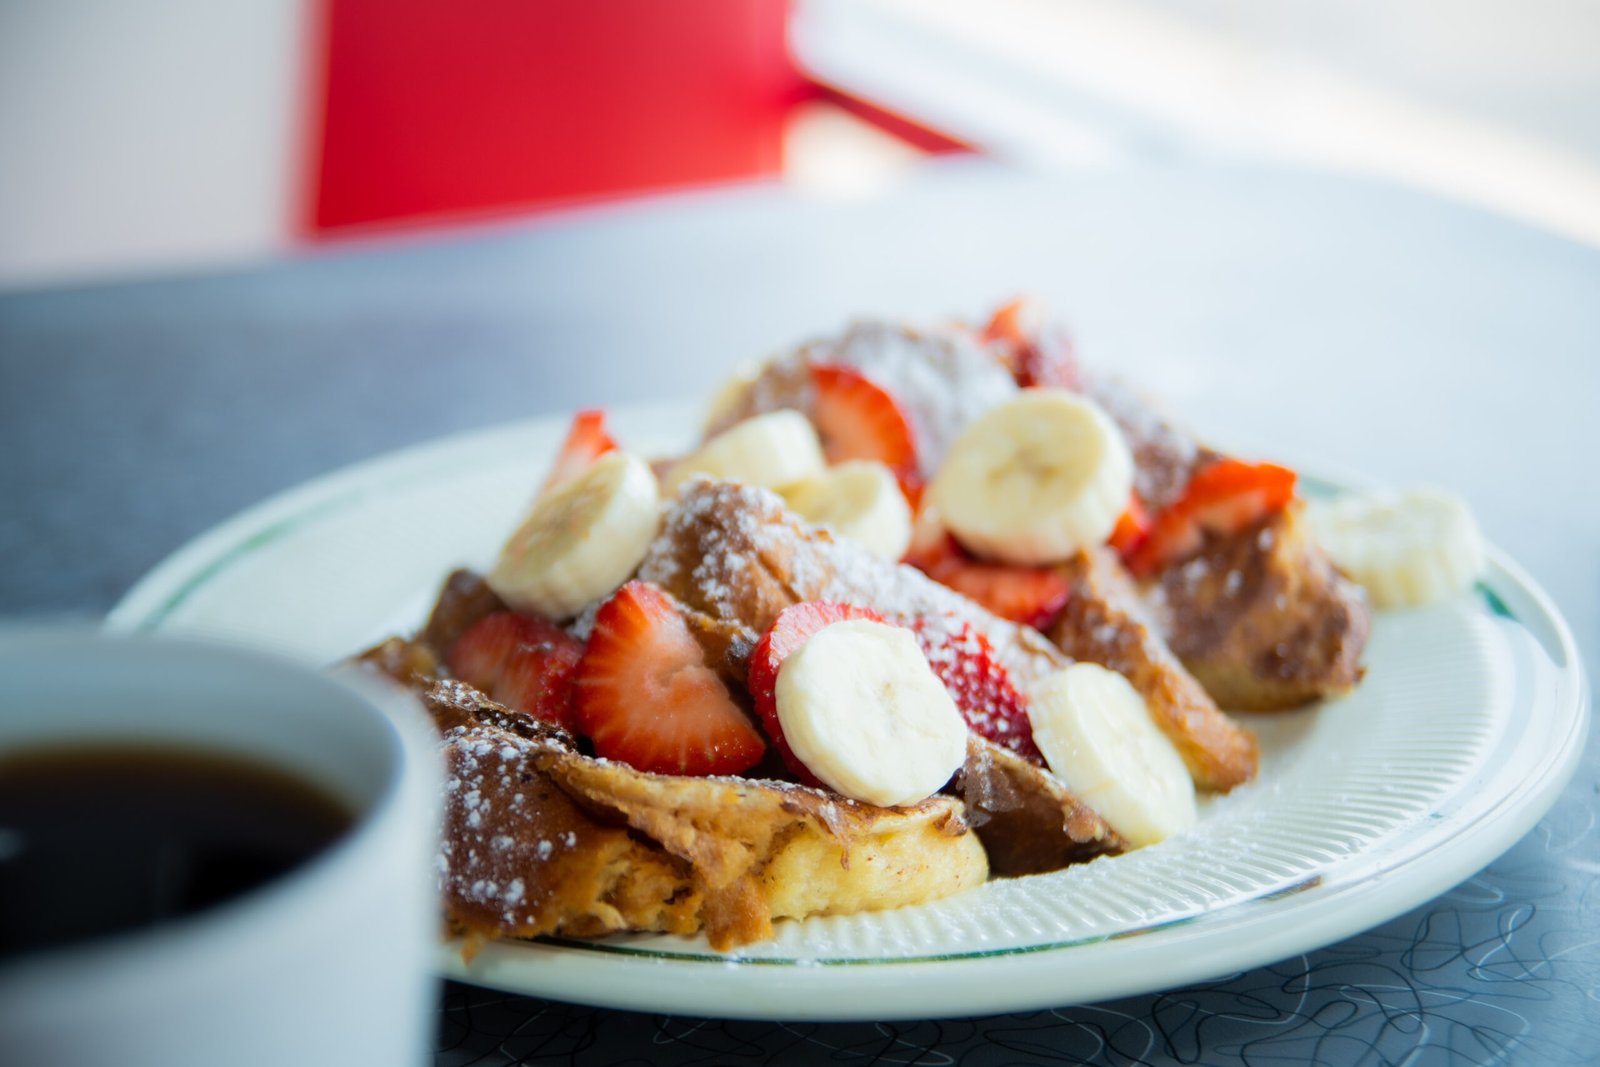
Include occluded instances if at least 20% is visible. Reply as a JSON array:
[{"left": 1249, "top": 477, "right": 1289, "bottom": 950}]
[
  {"left": 361, "top": 643, "right": 988, "bottom": 951},
  {"left": 1150, "top": 506, "right": 1370, "bottom": 711},
  {"left": 1049, "top": 548, "right": 1258, "bottom": 791}
]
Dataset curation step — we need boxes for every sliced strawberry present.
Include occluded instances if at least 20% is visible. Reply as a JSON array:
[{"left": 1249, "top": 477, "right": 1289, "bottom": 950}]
[
  {"left": 906, "top": 533, "right": 1071, "bottom": 632},
  {"left": 747, "top": 601, "right": 884, "bottom": 784},
  {"left": 908, "top": 615, "right": 1042, "bottom": 764},
  {"left": 807, "top": 364, "right": 922, "bottom": 499},
  {"left": 446, "top": 611, "right": 584, "bottom": 731},
  {"left": 981, "top": 297, "right": 1081, "bottom": 391},
  {"left": 575, "top": 581, "right": 765, "bottom": 776},
  {"left": 539, "top": 409, "right": 618, "bottom": 495},
  {"left": 1107, "top": 493, "right": 1151, "bottom": 558},
  {"left": 1125, "top": 459, "right": 1298, "bottom": 578}
]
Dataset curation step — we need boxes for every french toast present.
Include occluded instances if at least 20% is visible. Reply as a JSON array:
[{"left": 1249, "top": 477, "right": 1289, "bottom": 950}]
[
  {"left": 717, "top": 307, "right": 1370, "bottom": 711},
  {"left": 349, "top": 301, "right": 1383, "bottom": 954}
]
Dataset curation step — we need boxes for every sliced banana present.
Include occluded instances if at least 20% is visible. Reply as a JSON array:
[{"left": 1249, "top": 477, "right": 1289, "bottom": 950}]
[
  {"left": 783, "top": 460, "right": 912, "bottom": 561},
  {"left": 700, "top": 360, "right": 764, "bottom": 434},
  {"left": 1306, "top": 488, "right": 1485, "bottom": 609},
  {"left": 775, "top": 619, "right": 968, "bottom": 807},
  {"left": 929, "top": 389, "right": 1133, "bottom": 566},
  {"left": 663, "top": 410, "right": 826, "bottom": 496},
  {"left": 1027, "top": 663, "right": 1197, "bottom": 848},
  {"left": 487, "top": 450, "right": 661, "bottom": 620}
]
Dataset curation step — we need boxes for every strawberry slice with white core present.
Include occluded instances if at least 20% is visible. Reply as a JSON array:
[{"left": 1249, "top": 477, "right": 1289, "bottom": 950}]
[
  {"left": 1125, "top": 459, "right": 1297, "bottom": 578},
  {"left": 447, "top": 610, "right": 584, "bottom": 732},
  {"left": 747, "top": 601, "right": 884, "bottom": 785},
  {"left": 774, "top": 618, "right": 969, "bottom": 807},
  {"left": 808, "top": 364, "right": 922, "bottom": 498},
  {"left": 575, "top": 581, "right": 765, "bottom": 776},
  {"left": 908, "top": 615, "right": 1044, "bottom": 764},
  {"left": 540, "top": 409, "right": 618, "bottom": 496}
]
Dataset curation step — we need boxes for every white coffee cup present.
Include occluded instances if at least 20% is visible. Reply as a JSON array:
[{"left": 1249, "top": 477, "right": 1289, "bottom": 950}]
[{"left": 0, "top": 629, "right": 441, "bottom": 1067}]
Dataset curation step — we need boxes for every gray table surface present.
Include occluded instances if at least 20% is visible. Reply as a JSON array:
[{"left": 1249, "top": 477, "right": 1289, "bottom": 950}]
[{"left": 3, "top": 160, "right": 1595, "bottom": 1064}]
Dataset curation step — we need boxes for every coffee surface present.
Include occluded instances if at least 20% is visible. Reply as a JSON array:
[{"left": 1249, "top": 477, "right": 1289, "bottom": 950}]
[{"left": 0, "top": 745, "right": 354, "bottom": 958}]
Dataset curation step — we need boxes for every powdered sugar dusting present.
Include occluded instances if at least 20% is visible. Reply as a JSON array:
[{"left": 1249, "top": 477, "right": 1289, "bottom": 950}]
[
  {"left": 1081, "top": 369, "right": 1201, "bottom": 510},
  {"left": 438, "top": 722, "right": 578, "bottom": 929}
]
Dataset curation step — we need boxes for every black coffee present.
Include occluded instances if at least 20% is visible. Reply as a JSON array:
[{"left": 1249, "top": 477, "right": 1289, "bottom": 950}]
[{"left": 0, "top": 745, "right": 354, "bottom": 958}]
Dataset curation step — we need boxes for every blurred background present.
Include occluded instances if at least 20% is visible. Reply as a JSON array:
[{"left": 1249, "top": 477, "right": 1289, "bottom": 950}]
[{"left": 4, "top": 0, "right": 1598, "bottom": 290}]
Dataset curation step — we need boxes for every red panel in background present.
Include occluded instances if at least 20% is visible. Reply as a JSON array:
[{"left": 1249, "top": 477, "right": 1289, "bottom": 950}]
[{"left": 305, "top": 0, "right": 803, "bottom": 236}]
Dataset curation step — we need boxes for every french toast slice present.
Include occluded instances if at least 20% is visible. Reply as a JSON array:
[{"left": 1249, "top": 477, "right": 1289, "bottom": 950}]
[
  {"left": 1048, "top": 547, "right": 1257, "bottom": 791},
  {"left": 1085, "top": 373, "right": 1370, "bottom": 710},
  {"left": 358, "top": 637, "right": 989, "bottom": 952},
  {"left": 1145, "top": 505, "right": 1370, "bottom": 711}
]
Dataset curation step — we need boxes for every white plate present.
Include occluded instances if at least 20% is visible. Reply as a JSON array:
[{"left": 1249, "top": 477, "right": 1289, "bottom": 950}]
[{"left": 110, "top": 404, "right": 1589, "bottom": 1022}]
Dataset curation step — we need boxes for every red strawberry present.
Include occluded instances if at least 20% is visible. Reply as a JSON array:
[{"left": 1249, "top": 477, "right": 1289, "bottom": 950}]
[
  {"left": 906, "top": 533, "right": 1071, "bottom": 632},
  {"left": 539, "top": 409, "right": 618, "bottom": 495},
  {"left": 575, "top": 581, "right": 765, "bottom": 776},
  {"left": 446, "top": 611, "right": 584, "bottom": 731},
  {"left": 808, "top": 364, "right": 922, "bottom": 499},
  {"left": 1126, "top": 459, "right": 1298, "bottom": 578},
  {"left": 981, "top": 297, "right": 1081, "bottom": 391},
  {"left": 1107, "top": 493, "right": 1151, "bottom": 558},
  {"left": 747, "top": 601, "right": 885, "bottom": 784},
  {"left": 909, "top": 615, "right": 1042, "bottom": 764}
]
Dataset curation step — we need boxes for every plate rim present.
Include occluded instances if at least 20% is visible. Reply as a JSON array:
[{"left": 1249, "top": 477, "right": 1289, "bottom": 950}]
[{"left": 107, "top": 406, "right": 1591, "bottom": 1020}]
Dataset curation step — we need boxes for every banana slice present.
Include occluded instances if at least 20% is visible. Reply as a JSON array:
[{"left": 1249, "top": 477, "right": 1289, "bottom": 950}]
[
  {"left": 775, "top": 619, "right": 968, "bottom": 807},
  {"left": 487, "top": 450, "right": 661, "bottom": 620},
  {"left": 1027, "top": 663, "right": 1197, "bottom": 848},
  {"left": 783, "top": 460, "right": 913, "bottom": 561},
  {"left": 1306, "top": 488, "right": 1485, "bottom": 609},
  {"left": 700, "top": 360, "right": 764, "bottom": 434},
  {"left": 929, "top": 389, "right": 1133, "bottom": 565},
  {"left": 664, "top": 410, "right": 826, "bottom": 496}
]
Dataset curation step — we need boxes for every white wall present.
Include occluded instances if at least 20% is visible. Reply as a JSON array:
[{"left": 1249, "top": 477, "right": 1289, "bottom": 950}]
[{"left": 0, "top": 0, "right": 308, "bottom": 290}]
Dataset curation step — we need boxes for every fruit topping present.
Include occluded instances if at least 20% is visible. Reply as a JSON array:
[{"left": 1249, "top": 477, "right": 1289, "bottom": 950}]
[
  {"left": 575, "top": 581, "right": 766, "bottom": 776},
  {"left": 540, "top": 409, "right": 619, "bottom": 496},
  {"left": 1305, "top": 488, "right": 1484, "bottom": 609},
  {"left": 446, "top": 610, "right": 584, "bottom": 731},
  {"left": 981, "top": 297, "right": 1082, "bottom": 391},
  {"left": 929, "top": 389, "right": 1134, "bottom": 566},
  {"left": 1107, "top": 494, "right": 1151, "bottom": 557},
  {"left": 908, "top": 616, "right": 1044, "bottom": 764},
  {"left": 782, "top": 459, "right": 913, "bottom": 562},
  {"left": 747, "top": 601, "right": 885, "bottom": 784},
  {"left": 772, "top": 617, "right": 969, "bottom": 807},
  {"left": 904, "top": 532, "right": 1070, "bottom": 632},
  {"left": 1027, "top": 663, "right": 1196, "bottom": 848},
  {"left": 808, "top": 364, "right": 922, "bottom": 498},
  {"left": 488, "top": 450, "right": 662, "bottom": 620},
  {"left": 1124, "top": 458, "right": 1297, "bottom": 578},
  {"left": 664, "top": 410, "right": 826, "bottom": 495}
]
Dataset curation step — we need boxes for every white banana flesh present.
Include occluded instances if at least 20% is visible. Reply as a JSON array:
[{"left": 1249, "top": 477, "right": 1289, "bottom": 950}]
[
  {"left": 775, "top": 619, "right": 969, "bottom": 807},
  {"left": 700, "top": 360, "right": 763, "bottom": 434},
  {"left": 1027, "top": 663, "right": 1197, "bottom": 848},
  {"left": 929, "top": 389, "right": 1133, "bottom": 566},
  {"left": 1306, "top": 488, "right": 1485, "bottom": 609},
  {"left": 664, "top": 410, "right": 826, "bottom": 496},
  {"left": 783, "top": 460, "right": 913, "bottom": 562},
  {"left": 487, "top": 450, "right": 661, "bottom": 620}
]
